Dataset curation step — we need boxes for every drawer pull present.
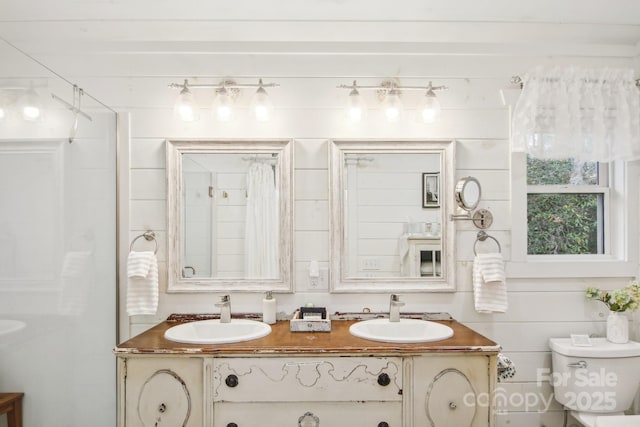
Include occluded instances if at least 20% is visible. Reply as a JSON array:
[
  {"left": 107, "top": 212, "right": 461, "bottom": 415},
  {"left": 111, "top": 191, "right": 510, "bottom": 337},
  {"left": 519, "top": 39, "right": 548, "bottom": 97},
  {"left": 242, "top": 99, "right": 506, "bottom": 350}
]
[
  {"left": 225, "top": 374, "right": 239, "bottom": 388},
  {"left": 298, "top": 411, "right": 319, "bottom": 427},
  {"left": 377, "top": 373, "right": 391, "bottom": 386},
  {"left": 378, "top": 423, "right": 390, "bottom": 427},
  {"left": 227, "top": 424, "right": 238, "bottom": 427},
  {"left": 449, "top": 402, "right": 457, "bottom": 410}
]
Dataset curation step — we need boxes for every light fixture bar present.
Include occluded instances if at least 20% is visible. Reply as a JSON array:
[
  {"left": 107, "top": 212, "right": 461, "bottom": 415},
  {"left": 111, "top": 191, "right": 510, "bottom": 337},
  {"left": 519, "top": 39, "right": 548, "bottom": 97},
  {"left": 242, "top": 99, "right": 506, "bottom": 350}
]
[
  {"left": 337, "top": 82, "right": 448, "bottom": 92},
  {"left": 168, "top": 81, "right": 279, "bottom": 90}
]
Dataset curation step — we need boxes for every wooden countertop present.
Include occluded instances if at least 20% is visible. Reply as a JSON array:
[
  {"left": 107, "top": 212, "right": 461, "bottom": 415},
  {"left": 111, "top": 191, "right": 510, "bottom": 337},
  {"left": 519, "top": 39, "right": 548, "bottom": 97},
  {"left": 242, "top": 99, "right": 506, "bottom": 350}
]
[{"left": 115, "top": 316, "right": 499, "bottom": 356}]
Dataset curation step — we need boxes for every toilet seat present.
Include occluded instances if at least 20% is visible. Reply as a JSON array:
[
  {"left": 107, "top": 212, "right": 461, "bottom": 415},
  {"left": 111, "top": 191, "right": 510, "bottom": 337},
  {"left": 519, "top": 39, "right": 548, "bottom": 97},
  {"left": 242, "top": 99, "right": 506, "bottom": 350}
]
[{"left": 594, "top": 415, "right": 640, "bottom": 427}]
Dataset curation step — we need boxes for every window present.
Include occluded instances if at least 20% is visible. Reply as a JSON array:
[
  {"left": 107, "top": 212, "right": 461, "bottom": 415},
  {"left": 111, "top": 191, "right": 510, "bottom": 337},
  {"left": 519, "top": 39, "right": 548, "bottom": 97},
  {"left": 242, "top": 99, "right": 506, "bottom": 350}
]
[
  {"left": 526, "top": 156, "right": 607, "bottom": 255},
  {"left": 509, "top": 151, "right": 637, "bottom": 278}
]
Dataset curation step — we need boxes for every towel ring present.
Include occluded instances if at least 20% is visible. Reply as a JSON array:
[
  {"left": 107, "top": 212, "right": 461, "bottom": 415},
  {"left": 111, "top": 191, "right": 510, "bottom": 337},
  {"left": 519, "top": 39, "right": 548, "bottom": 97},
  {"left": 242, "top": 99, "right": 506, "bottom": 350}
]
[
  {"left": 473, "top": 231, "right": 501, "bottom": 255},
  {"left": 130, "top": 231, "right": 158, "bottom": 254}
]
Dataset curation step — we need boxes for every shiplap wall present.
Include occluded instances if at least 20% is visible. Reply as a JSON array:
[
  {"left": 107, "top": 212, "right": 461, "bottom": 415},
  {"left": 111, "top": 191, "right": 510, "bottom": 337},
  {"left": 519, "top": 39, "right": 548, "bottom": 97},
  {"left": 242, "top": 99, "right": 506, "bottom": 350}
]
[{"left": 124, "top": 69, "right": 639, "bottom": 426}]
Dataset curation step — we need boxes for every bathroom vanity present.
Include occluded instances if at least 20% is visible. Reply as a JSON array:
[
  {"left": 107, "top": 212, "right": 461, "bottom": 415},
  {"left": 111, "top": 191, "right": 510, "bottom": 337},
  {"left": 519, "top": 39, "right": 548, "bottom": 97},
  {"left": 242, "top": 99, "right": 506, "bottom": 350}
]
[{"left": 115, "top": 316, "right": 498, "bottom": 427}]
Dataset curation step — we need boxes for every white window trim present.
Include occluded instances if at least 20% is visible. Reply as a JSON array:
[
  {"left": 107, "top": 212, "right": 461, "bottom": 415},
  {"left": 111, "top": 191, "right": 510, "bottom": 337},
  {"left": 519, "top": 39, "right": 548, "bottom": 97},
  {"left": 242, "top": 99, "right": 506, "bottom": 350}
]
[{"left": 508, "top": 151, "right": 638, "bottom": 278}]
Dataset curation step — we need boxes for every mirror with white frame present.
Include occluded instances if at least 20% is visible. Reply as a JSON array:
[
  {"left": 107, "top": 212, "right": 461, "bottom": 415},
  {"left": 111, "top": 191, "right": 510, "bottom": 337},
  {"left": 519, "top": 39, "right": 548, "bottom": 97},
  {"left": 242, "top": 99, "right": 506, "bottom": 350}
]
[
  {"left": 329, "top": 140, "right": 456, "bottom": 292},
  {"left": 166, "top": 140, "right": 293, "bottom": 292}
]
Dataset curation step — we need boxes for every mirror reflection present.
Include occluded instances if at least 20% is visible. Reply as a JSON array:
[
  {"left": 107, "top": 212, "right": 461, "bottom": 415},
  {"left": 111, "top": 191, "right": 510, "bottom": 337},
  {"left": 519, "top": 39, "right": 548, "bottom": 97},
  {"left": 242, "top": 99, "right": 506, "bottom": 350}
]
[
  {"left": 342, "top": 152, "right": 442, "bottom": 278},
  {"left": 182, "top": 153, "right": 279, "bottom": 278},
  {"left": 167, "top": 140, "right": 292, "bottom": 292},
  {"left": 330, "top": 140, "right": 456, "bottom": 292}
]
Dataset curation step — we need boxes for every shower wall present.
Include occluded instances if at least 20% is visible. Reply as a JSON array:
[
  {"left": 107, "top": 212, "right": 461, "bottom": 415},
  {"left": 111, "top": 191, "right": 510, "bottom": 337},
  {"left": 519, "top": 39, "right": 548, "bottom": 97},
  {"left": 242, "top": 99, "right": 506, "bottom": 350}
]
[{"left": 0, "top": 40, "right": 117, "bottom": 427}]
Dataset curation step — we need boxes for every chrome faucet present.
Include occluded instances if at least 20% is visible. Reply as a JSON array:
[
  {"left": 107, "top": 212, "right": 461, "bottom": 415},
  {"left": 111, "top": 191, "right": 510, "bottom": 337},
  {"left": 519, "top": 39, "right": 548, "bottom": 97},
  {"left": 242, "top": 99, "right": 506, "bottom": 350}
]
[
  {"left": 389, "top": 294, "right": 405, "bottom": 322},
  {"left": 215, "top": 295, "right": 231, "bottom": 323}
]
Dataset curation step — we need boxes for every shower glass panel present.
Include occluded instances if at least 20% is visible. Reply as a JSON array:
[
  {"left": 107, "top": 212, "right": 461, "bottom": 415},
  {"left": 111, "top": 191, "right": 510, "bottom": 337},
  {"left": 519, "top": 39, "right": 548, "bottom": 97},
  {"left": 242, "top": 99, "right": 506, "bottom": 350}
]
[{"left": 0, "top": 39, "right": 117, "bottom": 427}]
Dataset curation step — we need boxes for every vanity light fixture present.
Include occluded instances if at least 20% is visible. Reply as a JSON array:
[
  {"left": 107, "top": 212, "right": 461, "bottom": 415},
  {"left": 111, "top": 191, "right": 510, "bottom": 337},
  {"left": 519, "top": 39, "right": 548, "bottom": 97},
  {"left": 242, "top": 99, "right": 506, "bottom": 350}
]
[
  {"left": 168, "top": 78, "right": 279, "bottom": 123},
  {"left": 381, "top": 86, "right": 404, "bottom": 123},
  {"left": 344, "top": 80, "right": 367, "bottom": 123},
  {"left": 249, "top": 79, "right": 274, "bottom": 122},
  {"left": 173, "top": 79, "right": 199, "bottom": 122},
  {"left": 337, "top": 79, "right": 447, "bottom": 124},
  {"left": 417, "top": 81, "right": 445, "bottom": 124},
  {"left": 211, "top": 83, "right": 237, "bottom": 122}
]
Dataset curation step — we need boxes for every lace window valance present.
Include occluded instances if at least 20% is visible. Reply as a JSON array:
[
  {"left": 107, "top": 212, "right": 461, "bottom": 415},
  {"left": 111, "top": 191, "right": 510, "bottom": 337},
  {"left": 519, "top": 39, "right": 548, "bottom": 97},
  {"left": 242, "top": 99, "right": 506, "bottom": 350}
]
[{"left": 511, "top": 66, "right": 640, "bottom": 162}]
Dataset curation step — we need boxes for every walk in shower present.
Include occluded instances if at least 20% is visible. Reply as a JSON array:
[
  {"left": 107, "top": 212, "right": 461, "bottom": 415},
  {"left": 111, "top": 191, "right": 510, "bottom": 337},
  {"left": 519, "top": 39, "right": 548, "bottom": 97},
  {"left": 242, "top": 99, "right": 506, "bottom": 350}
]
[{"left": 0, "top": 39, "right": 117, "bottom": 426}]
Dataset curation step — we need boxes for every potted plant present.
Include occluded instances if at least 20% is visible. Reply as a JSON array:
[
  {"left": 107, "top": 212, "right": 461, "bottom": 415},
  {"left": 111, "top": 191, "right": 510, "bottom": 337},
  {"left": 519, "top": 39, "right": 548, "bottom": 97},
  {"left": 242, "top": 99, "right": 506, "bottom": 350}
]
[{"left": 586, "top": 282, "right": 640, "bottom": 343}]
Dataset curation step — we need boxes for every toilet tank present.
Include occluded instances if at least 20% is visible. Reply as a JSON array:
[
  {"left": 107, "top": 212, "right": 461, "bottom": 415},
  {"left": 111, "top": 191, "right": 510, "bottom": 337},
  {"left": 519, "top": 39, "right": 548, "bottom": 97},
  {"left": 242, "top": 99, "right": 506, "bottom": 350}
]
[{"left": 549, "top": 338, "right": 640, "bottom": 413}]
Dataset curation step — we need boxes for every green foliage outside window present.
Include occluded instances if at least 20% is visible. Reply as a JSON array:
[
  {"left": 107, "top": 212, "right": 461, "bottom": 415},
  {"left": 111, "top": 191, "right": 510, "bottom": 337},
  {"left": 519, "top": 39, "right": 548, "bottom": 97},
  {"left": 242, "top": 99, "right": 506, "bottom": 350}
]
[{"left": 526, "top": 156, "right": 601, "bottom": 255}]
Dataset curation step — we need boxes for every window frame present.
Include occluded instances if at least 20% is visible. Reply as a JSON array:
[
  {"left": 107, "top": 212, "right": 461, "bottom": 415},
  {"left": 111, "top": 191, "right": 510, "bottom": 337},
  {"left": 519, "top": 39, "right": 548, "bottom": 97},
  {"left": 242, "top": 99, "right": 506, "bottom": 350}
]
[{"left": 509, "top": 151, "right": 638, "bottom": 278}]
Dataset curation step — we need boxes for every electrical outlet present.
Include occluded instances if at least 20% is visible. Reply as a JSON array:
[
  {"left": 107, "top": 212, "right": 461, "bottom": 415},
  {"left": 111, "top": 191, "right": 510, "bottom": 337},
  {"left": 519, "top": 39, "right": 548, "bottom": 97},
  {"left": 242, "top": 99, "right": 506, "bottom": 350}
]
[
  {"left": 363, "top": 258, "right": 381, "bottom": 270},
  {"left": 308, "top": 268, "right": 328, "bottom": 290}
]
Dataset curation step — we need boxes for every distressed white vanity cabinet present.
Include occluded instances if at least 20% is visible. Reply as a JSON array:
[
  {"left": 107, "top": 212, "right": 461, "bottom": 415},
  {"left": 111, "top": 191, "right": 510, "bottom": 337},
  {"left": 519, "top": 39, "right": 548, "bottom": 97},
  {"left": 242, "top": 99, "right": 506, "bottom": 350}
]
[
  {"left": 120, "top": 356, "right": 205, "bottom": 427},
  {"left": 115, "top": 318, "right": 498, "bottom": 427}
]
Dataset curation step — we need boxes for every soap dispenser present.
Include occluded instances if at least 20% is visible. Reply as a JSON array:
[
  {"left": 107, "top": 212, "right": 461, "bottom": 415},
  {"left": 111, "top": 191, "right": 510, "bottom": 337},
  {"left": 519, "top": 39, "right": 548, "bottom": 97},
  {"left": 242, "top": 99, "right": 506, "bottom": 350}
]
[{"left": 263, "top": 291, "right": 276, "bottom": 324}]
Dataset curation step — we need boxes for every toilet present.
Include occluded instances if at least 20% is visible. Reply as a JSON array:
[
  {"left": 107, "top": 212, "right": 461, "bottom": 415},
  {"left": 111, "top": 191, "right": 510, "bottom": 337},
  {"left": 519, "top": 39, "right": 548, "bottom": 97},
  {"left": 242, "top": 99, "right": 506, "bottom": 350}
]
[{"left": 549, "top": 338, "right": 640, "bottom": 427}]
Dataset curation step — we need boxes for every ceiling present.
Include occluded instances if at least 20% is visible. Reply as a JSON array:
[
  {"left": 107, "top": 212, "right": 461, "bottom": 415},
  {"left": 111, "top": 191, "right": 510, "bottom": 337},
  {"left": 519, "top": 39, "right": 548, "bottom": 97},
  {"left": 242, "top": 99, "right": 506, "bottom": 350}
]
[
  {"left": 1, "top": 0, "right": 639, "bottom": 105},
  {"left": 1, "top": 0, "right": 639, "bottom": 59}
]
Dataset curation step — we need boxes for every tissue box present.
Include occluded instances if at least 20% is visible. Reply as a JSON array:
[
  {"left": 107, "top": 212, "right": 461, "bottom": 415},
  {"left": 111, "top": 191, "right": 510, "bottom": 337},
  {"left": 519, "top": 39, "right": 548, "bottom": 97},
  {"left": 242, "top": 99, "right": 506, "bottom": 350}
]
[{"left": 289, "top": 309, "right": 332, "bottom": 332}]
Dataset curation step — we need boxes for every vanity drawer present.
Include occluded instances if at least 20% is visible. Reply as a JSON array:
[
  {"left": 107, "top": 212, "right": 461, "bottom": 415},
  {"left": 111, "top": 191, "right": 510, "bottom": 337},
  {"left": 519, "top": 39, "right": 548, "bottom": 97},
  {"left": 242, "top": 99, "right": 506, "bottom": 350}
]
[
  {"left": 214, "top": 402, "right": 402, "bottom": 426},
  {"left": 212, "top": 357, "right": 402, "bottom": 402}
]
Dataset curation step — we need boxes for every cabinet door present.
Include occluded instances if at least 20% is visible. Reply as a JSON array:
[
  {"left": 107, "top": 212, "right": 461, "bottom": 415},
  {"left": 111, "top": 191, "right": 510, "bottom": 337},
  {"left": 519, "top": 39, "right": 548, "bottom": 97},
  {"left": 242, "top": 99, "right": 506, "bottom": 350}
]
[
  {"left": 411, "top": 355, "right": 491, "bottom": 427},
  {"left": 123, "top": 357, "right": 203, "bottom": 427},
  {"left": 214, "top": 402, "right": 402, "bottom": 427}
]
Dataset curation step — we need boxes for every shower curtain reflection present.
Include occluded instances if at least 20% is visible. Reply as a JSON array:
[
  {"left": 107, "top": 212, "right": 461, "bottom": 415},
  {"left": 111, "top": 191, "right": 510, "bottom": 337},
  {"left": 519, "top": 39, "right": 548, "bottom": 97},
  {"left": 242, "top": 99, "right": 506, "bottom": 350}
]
[{"left": 245, "top": 161, "right": 279, "bottom": 278}]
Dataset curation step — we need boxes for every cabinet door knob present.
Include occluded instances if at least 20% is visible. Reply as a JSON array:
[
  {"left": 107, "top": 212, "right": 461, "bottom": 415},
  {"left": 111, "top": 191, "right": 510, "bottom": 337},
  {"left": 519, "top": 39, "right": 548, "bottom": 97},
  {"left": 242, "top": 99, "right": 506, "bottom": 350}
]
[
  {"left": 449, "top": 402, "right": 457, "bottom": 410},
  {"left": 158, "top": 403, "right": 166, "bottom": 413},
  {"left": 227, "top": 423, "right": 238, "bottom": 427},
  {"left": 298, "top": 411, "right": 319, "bottom": 427},
  {"left": 377, "top": 373, "right": 391, "bottom": 386},
  {"left": 225, "top": 374, "right": 239, "bottom": 388},
  {"left": 378, "top": 423, "right": 390, "bottom": 427}
]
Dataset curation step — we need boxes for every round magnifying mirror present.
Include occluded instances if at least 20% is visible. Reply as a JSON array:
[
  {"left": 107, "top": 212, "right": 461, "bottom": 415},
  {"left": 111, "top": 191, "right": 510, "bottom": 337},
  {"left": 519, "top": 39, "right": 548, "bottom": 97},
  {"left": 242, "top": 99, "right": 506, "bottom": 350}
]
[{"left": 455, "top": 176, "right": 481, "bottom": 211}]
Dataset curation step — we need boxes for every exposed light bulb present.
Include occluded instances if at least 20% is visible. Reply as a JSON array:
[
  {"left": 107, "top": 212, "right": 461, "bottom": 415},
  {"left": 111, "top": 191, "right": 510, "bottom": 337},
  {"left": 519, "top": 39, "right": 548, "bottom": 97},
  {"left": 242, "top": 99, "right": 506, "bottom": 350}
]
[
  {"left": 382, "top": 88, "right": 403, "bottom": 123},
  {"left": 211, "top": 87, "right": 235, "bottom": 122},
  {"left": 417, "top": 86, "right": 441, "bottom": 124},
  {"left": 250, "top": 79, "right": 273, "bottom": 122},
  {"left": 173, "top": 80, "right": 199, "bottom": 122},
  {"left": 345, "top": 81, "right": 367, "bottom": 123},
  {"left": 21, "top": 86, "right": 42, "bottom": 122}
]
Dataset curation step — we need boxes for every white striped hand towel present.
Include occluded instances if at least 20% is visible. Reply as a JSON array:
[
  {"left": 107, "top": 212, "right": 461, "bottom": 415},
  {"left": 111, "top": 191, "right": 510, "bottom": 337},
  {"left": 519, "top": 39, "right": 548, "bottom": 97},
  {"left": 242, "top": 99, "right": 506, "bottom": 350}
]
[
  {"left": 473, "top": 253, "right": 507, "bottom": 313},
  {"left": 127, "top": 251, "right": 154, "bottom": 278},
  {"left": 127, "top": 251, "right": 159, "bottom": 316}
]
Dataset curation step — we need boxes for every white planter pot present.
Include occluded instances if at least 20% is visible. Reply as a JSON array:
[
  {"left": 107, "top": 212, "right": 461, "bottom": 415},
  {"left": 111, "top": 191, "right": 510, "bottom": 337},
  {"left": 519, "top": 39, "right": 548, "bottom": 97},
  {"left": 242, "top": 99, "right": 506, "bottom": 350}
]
[{"left": 606, "top": 312, "right": 629, "bottom": 344}]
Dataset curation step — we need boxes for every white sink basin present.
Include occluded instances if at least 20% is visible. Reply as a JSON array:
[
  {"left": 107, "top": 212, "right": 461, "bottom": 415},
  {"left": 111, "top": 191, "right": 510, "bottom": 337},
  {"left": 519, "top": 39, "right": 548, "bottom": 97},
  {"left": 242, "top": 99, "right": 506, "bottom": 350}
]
[
  {"left": 164, "top": 319, "right": 271, "bottom": 344},
  {"left": 349, "top": 318, "right": 454, "bottom": 343}
]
